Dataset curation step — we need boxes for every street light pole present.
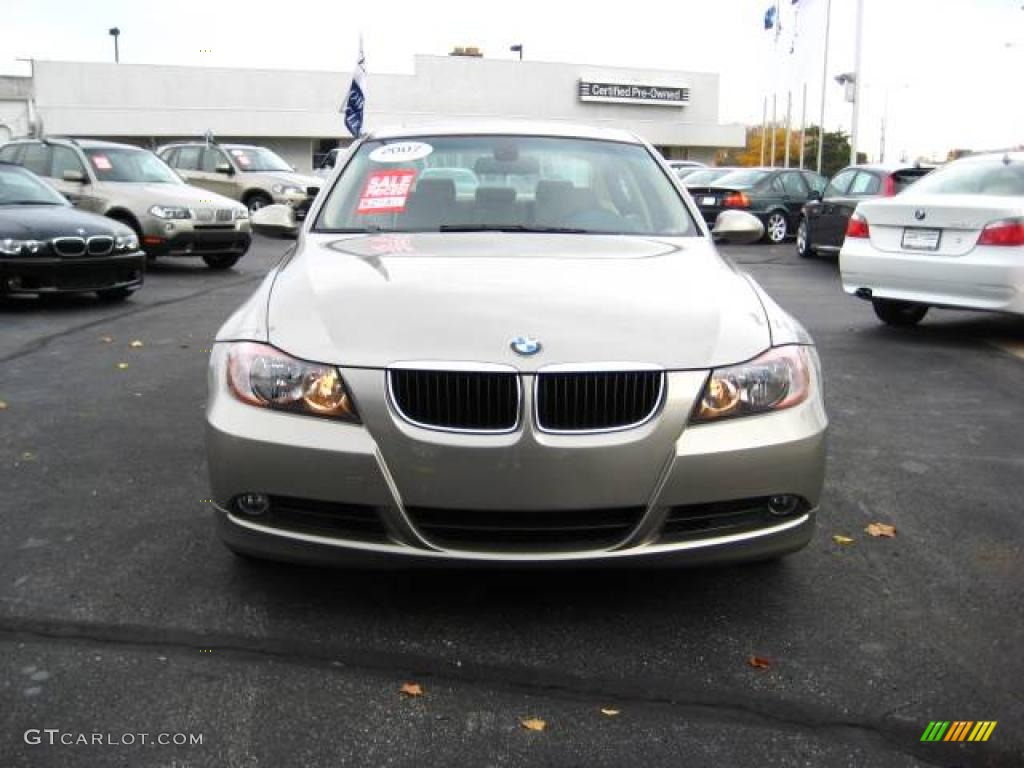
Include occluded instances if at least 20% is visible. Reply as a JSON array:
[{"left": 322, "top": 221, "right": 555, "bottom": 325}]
[
  {"left": 816, "top": 0, "right": 832, "bottom": 174},
  {"left": 109, "top": 27, "right": 121, "bottom": 63},
  {"left": 849, "top": 0, "right": 864, "bottom": 165},
  {"left": 509, "top": 44, "right": 523, "bottom": 61}
]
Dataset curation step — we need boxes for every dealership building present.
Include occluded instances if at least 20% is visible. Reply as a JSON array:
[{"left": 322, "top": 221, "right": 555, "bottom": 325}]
[{"left": 1, "top": 55, "right": 744, "bottom": 173}]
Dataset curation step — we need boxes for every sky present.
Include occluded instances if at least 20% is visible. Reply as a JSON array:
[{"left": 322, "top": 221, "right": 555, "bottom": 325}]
[{"left": 3, "top": 0, "right": 1022, "bottom": 162}]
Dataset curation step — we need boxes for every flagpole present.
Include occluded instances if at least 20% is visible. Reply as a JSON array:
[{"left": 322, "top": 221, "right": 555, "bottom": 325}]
[
  {"left": 784, "top": 90, "right": 792, "bottom": 168},
  {"left": 850, "top": 0, "right": 864, "bottom": 166},
  {"left": 770, "top": 93, "right": 777, "bottom": 168},
  {"left": 816, "top": 0, "right": 832, "bottom": 174},
  {"left": 760, "top": 95, "right": 767, "bottom": 166},
  {"left": 799, "top": 82, "right": 807, "bottom": 169}
]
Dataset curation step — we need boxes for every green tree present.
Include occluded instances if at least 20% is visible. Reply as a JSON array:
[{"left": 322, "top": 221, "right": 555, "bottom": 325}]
[{"left": 719, "top": 125, "right": 857, "bottom": 178}]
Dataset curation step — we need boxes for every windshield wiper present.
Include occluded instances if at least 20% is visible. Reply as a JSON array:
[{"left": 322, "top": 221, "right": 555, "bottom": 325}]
[
  {"left": 320, "top": 225, "right": 392, "bottom": 234},
  {"left": 2, "top": 200, "right": 65, "bottom": 205},
  {"left": 438, "top": 224, "right": 588, "bottom": 234}
]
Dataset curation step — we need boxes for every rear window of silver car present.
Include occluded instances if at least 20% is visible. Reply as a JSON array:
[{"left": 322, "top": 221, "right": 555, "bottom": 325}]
[
  {"left": 315, "top": 135, "right": 698, "bottom": 236},
  {"left": 907, "top": 157, "right": 1024, "bottom": 196}
]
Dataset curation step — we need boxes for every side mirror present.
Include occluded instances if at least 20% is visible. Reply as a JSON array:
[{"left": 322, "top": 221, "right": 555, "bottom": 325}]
[
  {"left": 63, "top": 169, "right": 86, "bottom": 183},
  {"left": 251, "top": 204, "right": 299, "bottom": 239},
  {"left": 807, "top": 189, "right": 822, "bottom": 202},
  {"left": 216, "top": 163, "right": 234, "bottom": 175},
  {"left": 711, "top": 210, "right": 765, "bottom": 245}
]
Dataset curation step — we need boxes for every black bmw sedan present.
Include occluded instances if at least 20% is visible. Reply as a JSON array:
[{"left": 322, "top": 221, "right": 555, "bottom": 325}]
[{"left": 0, "top": 162, "right": 144, "bottom": 301}]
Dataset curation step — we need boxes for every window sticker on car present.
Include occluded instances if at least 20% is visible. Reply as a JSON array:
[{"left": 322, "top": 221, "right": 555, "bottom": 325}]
[
  {"left": 236, "top": 155, "right": 251, "bottom": 166},
  {"left": 369, "top": 142, "right": 434, "bottom": 164},
  {"left": 91, "top": 155, "right": 112, "bottom": 170},
  {"left": 357, "top": 169, "right": 417, "bottom": 214}
]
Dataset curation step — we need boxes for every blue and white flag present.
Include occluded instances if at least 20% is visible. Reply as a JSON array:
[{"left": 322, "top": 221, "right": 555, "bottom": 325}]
[
  {"left": 764, "top": 4, "right": 778, "bottom": 30},
  {"left": 343, "top": 36, "right": 367, "bottom": 138}
]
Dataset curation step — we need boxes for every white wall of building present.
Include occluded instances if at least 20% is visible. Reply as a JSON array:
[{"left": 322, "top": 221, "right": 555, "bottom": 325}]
[{"left": 30, "top": 56, "right": 743, "bottom": 171}]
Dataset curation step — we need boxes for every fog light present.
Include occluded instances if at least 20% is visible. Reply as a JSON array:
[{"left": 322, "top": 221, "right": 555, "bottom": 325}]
[
  {"left": 234, "top": 493, "right": 270, "bottom": 517},
  {"left": 768, "top": 495, "right": 801, "bottom": 517},
  {"left": 6, "top": 276, "right": 21, "bottom": 290}
]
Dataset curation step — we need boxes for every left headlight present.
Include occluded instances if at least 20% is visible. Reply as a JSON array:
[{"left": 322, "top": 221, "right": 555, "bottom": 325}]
[
  {"left": 149, "top": 205, "right": 192, "bottom": 220},
  {"left": 115, "top": 234, "right": 139, "bottom": 252},
  {"left": 272, "top": 184, "right": 304, "bottom": 195},
  {"left": 692, "top": 345, "right": 813, "bottom": 423},
  {"left": 226, "top": 342, "right": 359, "bottom": 422},
  {"left": 0, "top": 238, "right": 44, "bottom": 256}
]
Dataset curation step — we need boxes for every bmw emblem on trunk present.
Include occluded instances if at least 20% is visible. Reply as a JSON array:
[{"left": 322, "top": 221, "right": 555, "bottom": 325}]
[
  {"left": 914, "top": 209, "right": 926, "bottom": 221},
  {"left": 510, "top": 335, "right": 542, "bottom": 356}
]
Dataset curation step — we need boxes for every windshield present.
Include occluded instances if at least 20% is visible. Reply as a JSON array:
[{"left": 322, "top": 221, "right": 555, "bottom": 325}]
[
  {"left": 0, "top": 165, "right": 70, "bottom": 205},
  {"left": 316, "top": 135, "right": 697, "bottom": 236},
  {"left": 713, "top": 169, "right": 770, "bottom": 188},
  {"left": 683, "top": 168, "right": 731, "bottom": 185},
  {"left": 903, "top": 157, "right": 1024, "bottom": 196},
  {"left": 228, "top": 147, "right": 292, "bottom": 173},
  {"left": 84, "top": 148, "right": 183, "bottom": 184}
]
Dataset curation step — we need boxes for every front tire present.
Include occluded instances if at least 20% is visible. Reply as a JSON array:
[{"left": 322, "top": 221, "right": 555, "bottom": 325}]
[
  {"left": 872, "top": 298, "right": 928, "bottom": 327},
  {"left": 202, "top": 254, "right": 241, "bottom": 270},
  {"left": 245, "top": 192, "right": 272, "bottom": 215},
  {"left": 796, "top": 217, "right": 815, "bottom": 258},
  {"left": 764, "top": 211, "right": 789, "bottom": 244}
]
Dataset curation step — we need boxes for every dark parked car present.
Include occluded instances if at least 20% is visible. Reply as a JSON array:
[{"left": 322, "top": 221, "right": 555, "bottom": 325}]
[
  {"left": 689, "top": 167, "right": 827, "bottom": 243},
  {"left": 0, "top": 162, "right": 144, "bottom": 301},
  {"left": 796, "top": 163, "right": 935, "bottom": 258}
]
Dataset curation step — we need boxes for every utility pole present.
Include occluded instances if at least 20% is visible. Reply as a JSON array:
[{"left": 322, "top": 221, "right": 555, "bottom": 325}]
[
  {"left": 784, "top": 90, "right": 792, "bottom": 168},
  {"left": 799, "top": 82, "right": 807, "bottom": 169},
  {"left": 850, "top": 0, "right": 864, "bottom": 166},
  {"left": 109, "top": 27, "right": 121, "bottom": 63},
  {"left": 770, "top": 93, "right": 777, "bottom": 168},
  {"left": 760, "top": 96, "right": 767, "bottom": 166},
  {"left": 816, "top": 0, "right": 832, "bottom": 174}
]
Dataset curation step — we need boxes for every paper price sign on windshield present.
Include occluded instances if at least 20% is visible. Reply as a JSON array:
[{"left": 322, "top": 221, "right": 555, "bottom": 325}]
[{"left": 357, "top": 170, "right": 417, "bottom": 214}]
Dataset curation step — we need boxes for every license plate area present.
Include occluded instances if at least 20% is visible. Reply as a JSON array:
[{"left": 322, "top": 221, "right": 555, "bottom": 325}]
[{"left": 902, "top": 227, "right": 941, "bottom": 251}]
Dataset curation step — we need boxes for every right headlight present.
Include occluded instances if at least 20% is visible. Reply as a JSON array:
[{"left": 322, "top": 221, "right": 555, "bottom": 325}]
[
  {"left": 226, "top": 342, "right": 359, "bottom": 422},
  {"left": 692, "top": 345, "right": 813, "bottom": 423}
]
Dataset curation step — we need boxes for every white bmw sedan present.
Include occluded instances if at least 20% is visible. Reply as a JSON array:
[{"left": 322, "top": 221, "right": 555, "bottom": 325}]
[
  {"left": 206, "top": 122, "right": 828, "bottom": 566},
  {"left": 841, "top": 151, "right": 1024, "bottom": 326}
]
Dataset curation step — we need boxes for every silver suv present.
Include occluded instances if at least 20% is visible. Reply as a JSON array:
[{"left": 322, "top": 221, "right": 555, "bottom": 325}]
[
  {"left": 158, "top": 142, "right": 321, "bottom": 219},
  {"left": 0, "top": 138, "right": 251, "bottom": 270}
]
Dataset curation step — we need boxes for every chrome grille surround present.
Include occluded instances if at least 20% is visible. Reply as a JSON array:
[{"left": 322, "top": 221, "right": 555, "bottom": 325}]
[
  {"left": 52, "top": 237, "right": 86, "bottom": 257},
  {"left": 534, "top": 363, "right": 665, "bottom": 434},
  {"left": 387, "top": 361, "right": 521, "bottom": 434},
  {"left": 86, "top": 235, "right": 114, "bottom": 256},
  {"left": 215, "top": 208, "right": 234, "bottom": 223}
]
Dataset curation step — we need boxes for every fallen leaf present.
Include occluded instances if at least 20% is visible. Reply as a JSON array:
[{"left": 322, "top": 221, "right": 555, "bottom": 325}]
[
  {"left": 129, "top": 340, "right": 144, "bottom": 348},
  {"left": 117, "top": 363, "right": 129, "bottom": 370},
  {"left": 865, "top": 523, "right": 896, "bottom": 538},
  {"left": 747, "top": 655, "right": 772, "bottom": 670},
  {"left": 21, "top": 451, "right": 36, "bottom": 462},
  {"left": 399, "top": 682, "right": 423, "bottom": 697},
  {"left": 100, "top": 336, "right": 114, "bottom": 343},
  {"left": 520, "top": 718, "right": 547, "bottom": 732},
  {"left": 600, "top": 708, "right": 621, "bottom": 717},
  {"left": 832, "top": 534, "right": 855, "bottom": 545},
  {"left": 0, "top": 401, "right": 7, "bottom": 410}
]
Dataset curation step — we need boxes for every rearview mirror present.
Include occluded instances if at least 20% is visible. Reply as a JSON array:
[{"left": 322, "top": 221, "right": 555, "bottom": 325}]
[
  {"left": 251, "top": 204, "right": 299, "bottom": 239},
  {"left": 711, "top": 210, "right": 764, "bottom": 245},
  {"left": 807, "top": 189, "right": 822, "bottom": 202},
  {"left": 216, "top": 163, "right": 234, "bottom": 175},
  {"left": 63, "top": 169, "right": 86, "bottom": 183}
]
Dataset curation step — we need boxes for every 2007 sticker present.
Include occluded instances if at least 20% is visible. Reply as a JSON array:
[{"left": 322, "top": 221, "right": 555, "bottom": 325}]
[
  {"left": 368, "top": 142, "right": 433, "bottom": 164},
  {"left": 357, "top": 169, "right": 417, "bottom": 214}
]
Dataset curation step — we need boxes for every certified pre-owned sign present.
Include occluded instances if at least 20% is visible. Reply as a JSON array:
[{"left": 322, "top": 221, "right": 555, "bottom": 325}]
[{"left": 578, "top": 80, "right": 690, "bottom": 107}]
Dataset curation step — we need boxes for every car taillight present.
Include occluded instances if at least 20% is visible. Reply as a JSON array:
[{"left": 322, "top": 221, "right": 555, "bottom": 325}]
[
  {"left": 977, "top": 217, "right": 1024, "bottom": 246},
  {"left": 882, "top": 175, "right": 896, "bottom": 196},
  {"left": 723, "top": 192, "right": 750, "bottom": 208},
  {"left": 846, "top": 213, "right": 870, "bottom": 238}
]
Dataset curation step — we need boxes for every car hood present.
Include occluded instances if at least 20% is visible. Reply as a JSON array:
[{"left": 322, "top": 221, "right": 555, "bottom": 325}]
[
  {"left": 265, "top": 233, "right": 772, "bottom": 371},
  {"left": 110, "top": 183, "right": 241, "bottom": 208},
  {"left": 244, "top": 171, "right": 322, "bottom": 189},
  {"left": 0, "top": 204, "right": 130, "bottom": 239}
]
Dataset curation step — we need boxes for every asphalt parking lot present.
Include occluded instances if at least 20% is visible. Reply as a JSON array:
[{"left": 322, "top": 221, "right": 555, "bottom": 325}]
[{"left": 1, "top": 236, "right": 1022, "bottom": 767}]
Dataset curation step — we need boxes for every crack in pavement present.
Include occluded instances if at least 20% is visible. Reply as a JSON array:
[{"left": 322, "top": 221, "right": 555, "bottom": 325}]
[
  {"left": 0, "top": 273, "right": 263, "bottom": 364},
  {"left": 0, "top": 615, "right": 985, "bottom": 767}
]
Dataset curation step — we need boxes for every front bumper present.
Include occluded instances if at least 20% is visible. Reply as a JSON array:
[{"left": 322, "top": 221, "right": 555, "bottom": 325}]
[
  {"left": 841, "top": 239, "right": 1024, "bottom": 315},
  {"left": 0, "top": 251, "right": 145, "bottom": 295},
  {"left": 206, "top": 347, "right": 827, "bottom": 566},
  {"left": 140, "top": 220, "right": 252, "bottom": 258}
]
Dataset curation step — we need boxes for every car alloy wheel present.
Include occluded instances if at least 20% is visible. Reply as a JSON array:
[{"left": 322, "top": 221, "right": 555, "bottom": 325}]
[
  {"left": 796, "top": 218, "right": 814, "bottom": 258},
  {"left": 247, "top": 194, "right": 272, "bottom": 214},
  {"left": 766, "top": 212, "right": 788, "bottom": 243}
]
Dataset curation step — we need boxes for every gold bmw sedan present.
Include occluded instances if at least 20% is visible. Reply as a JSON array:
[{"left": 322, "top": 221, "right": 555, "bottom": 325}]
[{"left": 205, "top": 123, "right": 827, "bottom": 566}]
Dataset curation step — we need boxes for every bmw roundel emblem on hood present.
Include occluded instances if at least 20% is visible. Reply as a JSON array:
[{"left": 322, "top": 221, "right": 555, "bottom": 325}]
[
  {"left": 914, "top": 209, "right": 926, "bottom": 221},
  {"left": 510, "top": 336, "right": 542, "bottom": 356}
]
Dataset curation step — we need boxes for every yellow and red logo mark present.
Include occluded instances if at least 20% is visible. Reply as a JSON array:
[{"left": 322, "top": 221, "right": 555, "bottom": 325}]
[{"left": 921, "top": 721, "right": 997, "bottom": 742}]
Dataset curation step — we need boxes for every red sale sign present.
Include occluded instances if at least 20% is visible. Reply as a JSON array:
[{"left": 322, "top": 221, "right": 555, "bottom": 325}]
[{"left": 357, "top": 169, "right": 417, "bottom": 214}]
